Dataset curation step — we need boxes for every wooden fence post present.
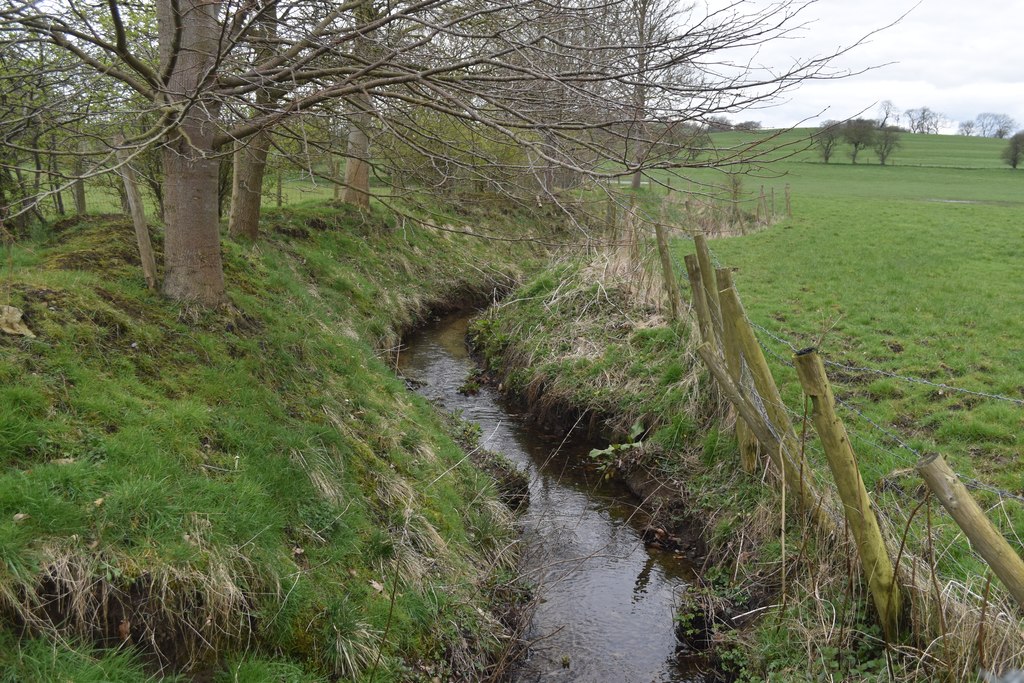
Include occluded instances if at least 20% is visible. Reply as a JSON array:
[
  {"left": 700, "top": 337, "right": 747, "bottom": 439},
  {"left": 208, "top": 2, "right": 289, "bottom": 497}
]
[
  {"left": 794, "top": 348, "right": 901, "bottom": 642},
  {"left": 785, "top": 183, "right": 792, "bottom": 218},
  {"left": 918, "top": 453, "right": 1024, "bottom": 609},
  {"left": 697, "top": 343, "right": 833, "bottom": 534},
  {"left": 717, "top": 287, "right": 827, "bottom": 530},
  {"left": 715, "top": 268, "right": 759, "bottom": 474},
  {"left": 693, "top": 234, "right": 722, "bottom": 345},
  {"left": 114, "top": 138, "right": 158, "bottom": 291},
  {"left": 684, "top": 254, "right": 714, "bottom": 345},
  {"left": 655, "top": 207, "right": 683, "bottom": 322}
]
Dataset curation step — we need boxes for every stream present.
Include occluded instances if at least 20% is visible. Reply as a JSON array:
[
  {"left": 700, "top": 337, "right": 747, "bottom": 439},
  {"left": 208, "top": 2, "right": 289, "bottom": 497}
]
[{"left": 398, "top": 312, "right": 707, "bottom": 683}]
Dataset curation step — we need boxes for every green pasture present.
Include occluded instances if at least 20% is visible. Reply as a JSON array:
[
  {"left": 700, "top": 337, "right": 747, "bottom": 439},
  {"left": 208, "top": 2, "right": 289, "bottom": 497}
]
[{"left": 672, "top": 131, "right": 1024, "bottom": 499}]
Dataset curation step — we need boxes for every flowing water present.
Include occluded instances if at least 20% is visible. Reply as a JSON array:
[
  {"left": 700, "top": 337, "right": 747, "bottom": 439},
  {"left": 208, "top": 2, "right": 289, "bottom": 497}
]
[{"left": 398, "top": 312, "right": 707, "bottom": 683}]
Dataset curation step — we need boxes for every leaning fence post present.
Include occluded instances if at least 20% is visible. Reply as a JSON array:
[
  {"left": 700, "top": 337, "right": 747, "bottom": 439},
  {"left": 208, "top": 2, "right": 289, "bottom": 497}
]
[
  {"left": 794, "top": 348, "right": 902, "bottom": 642},
  {"left": 684, "top": 254, "right": 714, "bottom": 346},
  {"left": 693, "top": 234, "right": 722, "bottom": 344},
  {"left": 113, "top": 136, "right": 158, "bottom": 291},
  {"left": 715, "top": 287, "right": 832, "bottom": 533},
  {"left": 715, "top": 267, "right": 758, "bottom": 474},
  {"left": 918, "top": 453, "right": 1024, "bottom": 610}
]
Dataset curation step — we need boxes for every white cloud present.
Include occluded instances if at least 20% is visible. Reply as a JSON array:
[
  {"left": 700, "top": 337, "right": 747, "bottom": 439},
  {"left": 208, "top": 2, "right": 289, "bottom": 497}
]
[{"left": 699, "top": 0, "right": 1024, "bottom": 131}]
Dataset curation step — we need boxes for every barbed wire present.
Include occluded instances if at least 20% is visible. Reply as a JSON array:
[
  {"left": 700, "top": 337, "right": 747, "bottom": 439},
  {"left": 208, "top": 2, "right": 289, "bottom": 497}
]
[
  {"left": 688, "top": 247, "right": 1024, "bottom": 510},
  {"left": 748, "top": 313, "right": 1024, "bottom": 508},
  {"left": 822, "top": 359, "right": 1024, "bottom": 407}
]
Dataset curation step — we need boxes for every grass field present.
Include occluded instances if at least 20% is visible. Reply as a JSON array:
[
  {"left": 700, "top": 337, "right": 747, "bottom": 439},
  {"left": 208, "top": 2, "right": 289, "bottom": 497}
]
[{"left": 671, "top": 131, "right": 1023, "bottom": 493}]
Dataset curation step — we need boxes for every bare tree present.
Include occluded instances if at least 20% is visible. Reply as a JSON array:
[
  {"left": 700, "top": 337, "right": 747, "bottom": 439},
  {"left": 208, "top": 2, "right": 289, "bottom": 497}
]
[
  {"left": 974, "top": 112, "right": 1016, "bottom": 138},
  {"left": 957, "top": 120, "right": 975, "bottom": 136},
  {"left": 877, "top": 99, "right": 899, "bottom": 128},
  {"left": 993, "top": 114, "right": 1017, "bottom": 139},
  {"left": 873, "top": 126, "right": 900, "bottom": 165},
  {"left": 904, "top": 107, "right": 942, "bottom": 134},
  {"left": 3, "top": 0, "right": 881, "bottom": 306},
  {"left": 813, "top": 120, "right": 841, "bottom": 163}
]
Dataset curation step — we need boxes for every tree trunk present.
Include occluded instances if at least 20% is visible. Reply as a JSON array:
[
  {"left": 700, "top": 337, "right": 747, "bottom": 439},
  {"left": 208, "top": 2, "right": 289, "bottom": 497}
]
[
  {"left": 157, "top": 0, "right": 227, "bottom": 306},
  {"left": 342, "top": 93, "right": 372, "bottom": 210},
  {"left": 228, "top": 133, "right": 270, "bottom": 239},
  {"left": 342, "top": 3, "right": 376, "bottom": 211},
  {"left": 161, "top": 136, "right": 225, "bottom": 305},
  {"left": 48, "top": 140, "right": 64, "bottom": 215},
  {"left": 72, "top": 142, "right": 87, "bottom": 215}
]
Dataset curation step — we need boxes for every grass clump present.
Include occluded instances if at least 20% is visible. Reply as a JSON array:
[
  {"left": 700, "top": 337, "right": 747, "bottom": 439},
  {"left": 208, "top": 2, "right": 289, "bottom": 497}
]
[{"left": 0, "top": 199, "right": 549, "bottom": 680}]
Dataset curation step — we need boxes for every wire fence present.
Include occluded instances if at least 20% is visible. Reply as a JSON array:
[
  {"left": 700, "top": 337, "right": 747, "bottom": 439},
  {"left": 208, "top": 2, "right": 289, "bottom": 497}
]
[{"left": 670, "top": 229, "right": 1024, "bottom": 678}]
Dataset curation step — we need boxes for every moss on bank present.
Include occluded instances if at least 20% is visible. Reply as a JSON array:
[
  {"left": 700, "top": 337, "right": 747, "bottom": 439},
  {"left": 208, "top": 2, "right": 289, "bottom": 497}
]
[{"left": 0, "top": 200, "right": 551, "bottom": 681}]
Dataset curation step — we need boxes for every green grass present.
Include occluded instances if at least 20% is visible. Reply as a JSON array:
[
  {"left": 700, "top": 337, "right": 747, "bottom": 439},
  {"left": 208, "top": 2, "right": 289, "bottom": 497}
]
[
  {"left": 0, "top": 198, "right": 550, "bottom": 680},
  {"left": 474, "top": 131, "right": 1024, "bottom": 681},
  {"left": 672, "top": 133, "right": 1024, "bottom": 490}
]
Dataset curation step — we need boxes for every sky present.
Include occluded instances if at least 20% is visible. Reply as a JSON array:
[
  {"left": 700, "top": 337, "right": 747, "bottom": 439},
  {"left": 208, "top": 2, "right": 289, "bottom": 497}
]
[{"left": 705, "top": 0, "right": 1024, "bottom": 133}]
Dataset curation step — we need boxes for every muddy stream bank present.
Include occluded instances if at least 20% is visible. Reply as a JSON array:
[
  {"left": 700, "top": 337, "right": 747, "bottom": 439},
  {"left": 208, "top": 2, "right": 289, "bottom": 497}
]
[{"left": 398, "top": 312, "right": 710, "bottom": 683}]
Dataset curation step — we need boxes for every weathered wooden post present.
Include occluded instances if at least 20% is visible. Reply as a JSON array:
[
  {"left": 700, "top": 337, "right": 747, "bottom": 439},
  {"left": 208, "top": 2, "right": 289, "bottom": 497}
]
[
  {"left": 684, "top": 254, "right": 714, "bottom": 346},
  {"left": 718, "top": 287, "right": 824, "bottom": 523},
  {"left": 114, "top": 138, "right": 158, "bottom": 291},
  {"left": 655, "top": 208, "right": 683, "bottom": 322},
  {"left": 697, "top": 343, "right": 833, "bottom": 534},
  {"left": 918, "top": 453, "right": 1024, "bottom": 609},
  {"left": 785, "top": 183, "right": 792, "bottom": 218},
  {"left": 715, "top": 268, "right": 759, "bottom": 473},
  {"left": 693, "top": 234, "right": 722, "bottom": 344},
  {"left": 794, "top": 348, "right": 901, "bottom": 642}
]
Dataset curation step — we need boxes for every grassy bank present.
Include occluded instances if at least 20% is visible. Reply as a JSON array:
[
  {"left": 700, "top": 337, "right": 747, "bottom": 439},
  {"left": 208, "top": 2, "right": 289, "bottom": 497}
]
[
  {"left": 472, "top": 132, "right": 1024, "bottom": 681},
  {"left": 0, "top": 199, "right": 550, "bottom": 680}
]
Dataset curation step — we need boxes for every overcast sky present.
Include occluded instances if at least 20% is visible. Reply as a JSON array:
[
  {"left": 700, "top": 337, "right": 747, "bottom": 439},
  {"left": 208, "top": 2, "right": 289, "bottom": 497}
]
[{"left": 707, "top": 0, "right": 1024, "bottom": 132}]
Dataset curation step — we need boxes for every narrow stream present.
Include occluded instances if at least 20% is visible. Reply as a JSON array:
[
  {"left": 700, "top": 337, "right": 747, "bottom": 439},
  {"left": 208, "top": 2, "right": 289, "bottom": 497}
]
[{"left": 398, "top": 312, "right": 708, "bottom": 683}]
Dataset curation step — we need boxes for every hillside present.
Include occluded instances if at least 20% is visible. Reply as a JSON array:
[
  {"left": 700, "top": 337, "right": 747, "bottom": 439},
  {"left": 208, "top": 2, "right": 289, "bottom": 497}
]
[{"left": 0, "top": 201, "right": 549, "bottom": 681}]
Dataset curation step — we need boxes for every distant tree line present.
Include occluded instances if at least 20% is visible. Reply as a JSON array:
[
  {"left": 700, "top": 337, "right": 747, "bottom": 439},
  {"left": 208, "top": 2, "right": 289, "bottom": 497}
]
[
  {"left": 813, "top": 119, "right": 901, "bottom": 165},
  {"left": 813, "top": 103, "right": 1023, "bottom": 168},
  {"left": 960, "top": 113, "right": 1018, "bottom": 139}
]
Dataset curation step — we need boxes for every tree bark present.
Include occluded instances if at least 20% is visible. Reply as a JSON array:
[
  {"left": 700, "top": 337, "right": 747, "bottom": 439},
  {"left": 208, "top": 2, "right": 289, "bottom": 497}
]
[
  {"left": 342, "top": 93, "right": 372, "bottom": 210},
  {"left": 342, "top": 2, "right": 377, "bottom": 211},
  {"left": 157, "top": 0, "right": 227, "bottom": 306},
  {"left": 228, "top": 134, "right": 270, "bottom": 238}
]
